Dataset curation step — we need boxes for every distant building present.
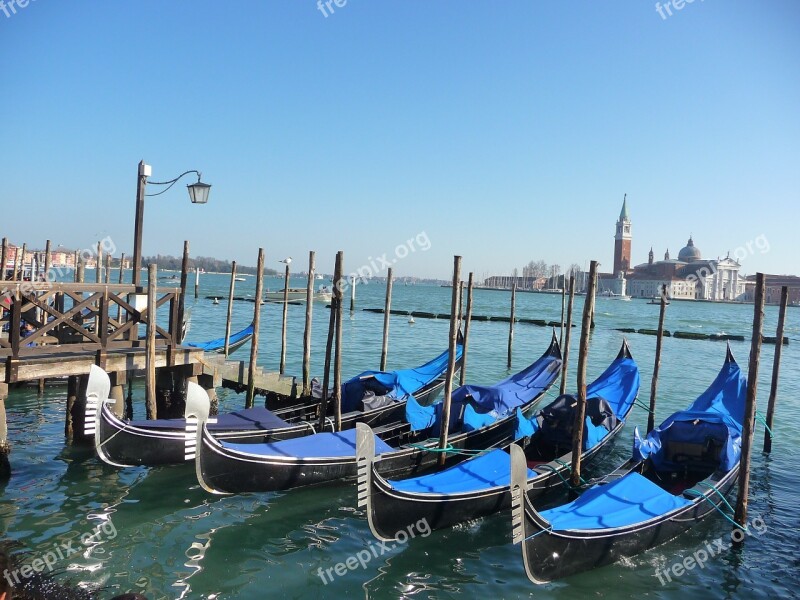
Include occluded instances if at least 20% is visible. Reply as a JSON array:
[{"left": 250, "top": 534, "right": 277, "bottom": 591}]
[{"left": 743, "top": 274, "right": 800, "bottom": 305}]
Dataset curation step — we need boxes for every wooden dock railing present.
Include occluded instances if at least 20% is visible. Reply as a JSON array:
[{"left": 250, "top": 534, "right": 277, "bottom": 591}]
[{"left": 0, "top": 282, "right": 183, "bottom": 359}]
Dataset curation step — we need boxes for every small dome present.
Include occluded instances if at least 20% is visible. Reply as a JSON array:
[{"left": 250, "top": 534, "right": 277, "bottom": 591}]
[{"left": 678, "top": 236, "right": 702, "bottom": 262}]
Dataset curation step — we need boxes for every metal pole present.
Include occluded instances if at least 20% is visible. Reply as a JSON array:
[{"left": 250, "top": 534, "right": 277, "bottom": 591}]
[{"left": 132, "top": 160, "right": 147, "bottom": 287}]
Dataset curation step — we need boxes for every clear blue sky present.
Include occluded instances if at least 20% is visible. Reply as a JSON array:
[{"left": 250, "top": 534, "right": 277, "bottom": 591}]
[{"left": 2, "top": 1, "right": 798, "bottom": 279}]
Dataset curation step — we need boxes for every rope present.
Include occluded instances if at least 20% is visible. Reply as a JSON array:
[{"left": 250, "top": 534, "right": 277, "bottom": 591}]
[
  {"left": 524, "top": 525, "right": 553, "bottom": 542},
  {"left": 553, "top": 458, "right": 587, "bottom": 485},
  {"left": 634, "top": 399, "right": 655, "bottom": 414},
  {"left": 535, "top": 463, "right": 576, "bottom": 489},
  {"left": 755, "top": 410, "right": 774, "bottom": 439},
  {"left": 685, "top": 482, "right": 748, "bottom": 532},
  {"left": 406, "top": 443, "right": 490, "bottom": 456}
]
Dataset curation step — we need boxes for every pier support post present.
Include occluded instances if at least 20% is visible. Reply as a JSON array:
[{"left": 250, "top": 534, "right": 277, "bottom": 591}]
[
  {"left": 179, "top": 241, "right": 190, "bottom": 341},
  {"left": 764, "top": 286, "right": 788, "bottom": 454},
  {"left": 735, "top": 272, "right": 765, "bottom": 531},
  {"left": 109, "top": 382, "right": 125, "bottom": 419},
  {"left": 0, "top": 238, "right": 7, "bottom": 282},
  {"left": 146, "top": 263, "right": 157, "bottom": 419},
  {"left": 68, "top": 374, "right": 91, "bottom": 444},
  {"left": 302, "top": 252, "right": 315, "bottom": 395},
  {"left": 0, "top": 383, "right": 10, "bottom": 480},
  {"left": 570, "top": 260, "right": 598, "bottom": 487}
]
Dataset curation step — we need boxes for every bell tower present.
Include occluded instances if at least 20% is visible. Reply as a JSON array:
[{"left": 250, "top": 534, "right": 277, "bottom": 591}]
[{"left": 613, "top": 194, "right": 632, "bottom": 275}]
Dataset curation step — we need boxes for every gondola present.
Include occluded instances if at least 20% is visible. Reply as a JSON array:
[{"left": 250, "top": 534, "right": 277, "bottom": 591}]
[
  {"left": 84, "top": 342, "right": 462, "bottom": 467},
  {"left": 184, "top": 321, "right": 255, "bottom": 354},
  {"left": 510, "top": 345, "right": 746, "bottom": 583},
  {"left": 356, "top": 340, "right": 639, "bottom": 540},
  {"left": 192, "top": 333, "right": 563, "bottom": 494}
]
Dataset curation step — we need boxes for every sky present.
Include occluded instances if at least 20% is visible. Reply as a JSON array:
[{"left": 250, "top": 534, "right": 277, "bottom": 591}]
[{"left": 1, "top": 1, "right": 799, "bottom": 280}]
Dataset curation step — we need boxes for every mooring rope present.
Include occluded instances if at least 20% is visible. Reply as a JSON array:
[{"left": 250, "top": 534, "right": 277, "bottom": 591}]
[{"left": 684, "top": 482, "right": 748, "bottom": 532}]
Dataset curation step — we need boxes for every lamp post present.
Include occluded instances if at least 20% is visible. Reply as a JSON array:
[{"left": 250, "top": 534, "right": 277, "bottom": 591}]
[{"left": 131, "top": 160, "right": 211, "bottom": 287}]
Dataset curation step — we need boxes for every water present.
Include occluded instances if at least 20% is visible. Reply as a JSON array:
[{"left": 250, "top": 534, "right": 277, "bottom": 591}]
[{"left": 2, "top": 273, "right": 799, "bottom": 599}]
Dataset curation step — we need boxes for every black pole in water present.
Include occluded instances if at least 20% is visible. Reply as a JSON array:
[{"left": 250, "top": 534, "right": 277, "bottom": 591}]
[
  {"left": 507, "top": 281, "right": 516, "bottom": 370},
  {"left": 318, "top": 252, "right": 340, "bottom": 431},
  {"left": 224, "top": 261, "right": 237, "bottom": 357},
  {"left": 559, "top": 275, "right": 576, "bottom": 396},
  {"left": 380, "top": 267, "right": 393, "bottom": 371},
  {"left": 246, "top": 248, "right": 265, "bottom": 409},
  {"left": 438, "top": 255, "right": 462, "bottom": 467},
  {"left": 302, "top": 251, "right": 315, "bottom": 396},
  {"left": 332, "top": 251, "right": 345, "bottom": 431},
  {"left": 570, "top": 260, "right": 597, "bottom": 487},
  {"left": 647, "top": 284, "right": 669, "bottom": 434},
  {"left": 734, "top": 272, "right": 765, "bottom": 530},
  {"left": 279, "top": 262, "right": 290, "bottom": 375},
  {"left": 763, "top": 285, "right": 788, "bottom": 453},
  {"left": 459, "top": 272, "right": 474, "bottom": 386}
]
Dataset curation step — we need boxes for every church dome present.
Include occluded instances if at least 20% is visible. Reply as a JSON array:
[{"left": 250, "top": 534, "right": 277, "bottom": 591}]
[{"left": 678, "top": 236, "right": 702, "bottom": 263}]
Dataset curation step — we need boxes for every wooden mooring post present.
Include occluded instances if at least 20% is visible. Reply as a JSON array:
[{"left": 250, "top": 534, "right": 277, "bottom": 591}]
[
  {"left": 318, "top": 252, "right": 340, "bottom": 430},
  {"left": 559, "top": 274, "right": 576, "bottom": 395},
  {"left": 279, "top": 262, "right": 290, "bottom": 375},
  {"left": 350, "top": 274, "right": 356, "bottom": 314},
  {"left": 0, "top": 237, "right": 7, "bottom": 281},
  {"left": 224, "top": 260, "right": 237, "bottom": 357},
  {"left": 763, "top": 285, "right": 788, "bottom": 454},
  {"left": 332, "top": 251, "right": 345, "bottom": 431},
  {"left": 246, "top": 249, "right": 265, "bottom": 408},
  {"left": 734, "top": 272, "right": 765, "bottom": 531},
  {"left": 302, "top": 251, "right": 315, "bottom": 396},
  {"left": 117, "top": 252, "right": 125, "bottom": 323},
  {"left": 459, "top": 272, "right": 474, "bottom": 386},
  {"left": 380, "top": 268, "right": 393, "bottom": 371},
  {"left": 570, "top": 260, "right": 598, "bottom": 487},
  {"left": 0, "top": 383, "right": 9, "bottom": 479},
  {"left": 96, "top": 241, "right": 102, "bottom": 284},
  {"left": 145, "top": 263, "right": 158, "bottom": 419},
  {"left": 507, "top": 281, "right": 516, "bottom": 369},
  {"left": 178, "top": 241, "right": 190, "bottom": 340},
  {"left": 438, "top": 255, "right": 462, "bottom": 467},
  {"left": 647, "top": 284, "right": 669, "bottom": 433},
  {"left": 560, "top": 283, "right": 566, "bottom": 348},
  {"left": 104, "top": 252, "right": 111, "bottom": 284},
  {"left": 43, "top": 239, "right": 52, "bottom": 279}
]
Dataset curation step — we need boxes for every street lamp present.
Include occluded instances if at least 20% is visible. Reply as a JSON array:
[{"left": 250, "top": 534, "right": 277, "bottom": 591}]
[{"left": 131, "top": 160, "right": 211, "bottom": 286}]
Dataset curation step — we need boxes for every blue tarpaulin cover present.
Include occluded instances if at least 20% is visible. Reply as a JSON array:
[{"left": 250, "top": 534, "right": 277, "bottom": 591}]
[
  {"left": 633, "top": 353, "right": 746, "bottom": 471},
  {"left": 515, "top": 354, "right": 640, "bottom": 450},
  {"left": 137, "top": 407, "right": 291, "bottom": 431},
  {"left": 185, "top": 323, "right": 255, "bottom": 352},
  {"left": 221, "top": 427, "right": 394, "bottom": 458},
  {"left": 540, "top": 472, "right": 693, "bottom": 530},
  {"left": 406, "top": 350, "right": 562, "bottom": 434},
  {"left": 389, "top": 448, "right": 536, "bottom": 494},
  {"left": 341, "top": 344, "right": 462, "bottom": 412}
]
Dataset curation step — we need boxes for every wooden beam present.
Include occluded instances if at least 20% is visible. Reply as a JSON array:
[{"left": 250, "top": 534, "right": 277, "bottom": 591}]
[
  {"left": 763, "top": 285, "right": 788, "bottom": 453},
  {"left": 437, "top": 255, "right": 462, "bottom": 467},
  {"left": 647, "top": 284, "right": 668, "bottom": 433},
  {"left": 559, "top": 275, "right": 576, "bottom": 396},
  {"left": 246, "top": 248, "right": 265, "bottom": 408},
  {"left": 224, "top": 260, "right": 237, "bottom": 357},
  {"left": 380, "top": 267, "right": 393, "bottom": 371},
  {"left": 146, "top": 263, "right": 157, "bottom": 419},
  {"left": 302, "top": 251, "right": 315, "bottom": 395},
  {"left": 459, "top": 272, "right": 474, "bottom": 386},
  {"left": 279, "top": 262, "right": 290, "bottom": 375},
  {"left": 332, "top": 251, "right": 345, "bottom": 431}
]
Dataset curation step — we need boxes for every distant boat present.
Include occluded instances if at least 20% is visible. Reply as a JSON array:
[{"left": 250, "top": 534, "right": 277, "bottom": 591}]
[
  {"left": 648, "top": 296, "right": 670, "bottom": 305},
  {"left": 234, "top": 277, "right": 246, "bottom": 282},
  {"left": 315, "top": 274, "right": 324, "bottom": 280},
  {"left": 263, "top": 288, "right": 332, "bottom": 303},
  {"left": 212, "top": 298, "right": 220, "bottom": 305}
]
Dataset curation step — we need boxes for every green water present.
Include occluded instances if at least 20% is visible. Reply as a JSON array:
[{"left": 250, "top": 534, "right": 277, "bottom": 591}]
[{"left": 2, "top": 273, "right": 799, "bottom": 599}]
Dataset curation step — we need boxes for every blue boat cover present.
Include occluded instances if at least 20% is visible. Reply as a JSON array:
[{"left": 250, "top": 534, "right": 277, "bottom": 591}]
[
  {"left": 220, "top": 427, "right": 394, "bottom": 458},
  {"left": 389, "top": 448, "right": 537, "bottom": 494},
  {"left": 340, "top": 344, "right": 462, "bottom": 413},
  {"left": 406, "top": 351, "right": 562, "bottom": 434},
  {"left": 633, "top": 354, "right": 746, "bottom": 471},
  {"left": 540, "top": 472, "right": 692, "bottom": 530},
  {"left": 185, "top": 323, "right": 255, "bottom": 352},
  {"left": 515, "top": 354, "right": 640, "bottom": 450},
  {"left": 131, "top": 407, "right": 291, "bottom": 431}
]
